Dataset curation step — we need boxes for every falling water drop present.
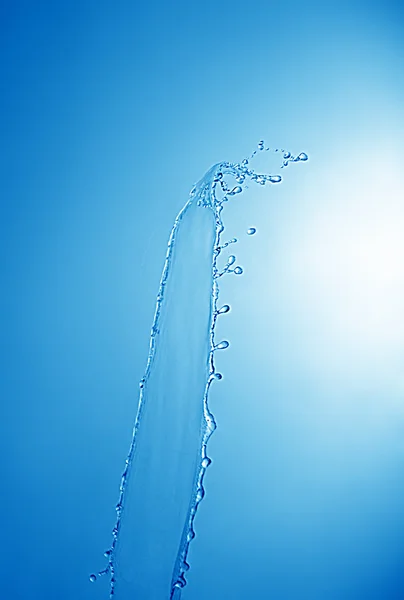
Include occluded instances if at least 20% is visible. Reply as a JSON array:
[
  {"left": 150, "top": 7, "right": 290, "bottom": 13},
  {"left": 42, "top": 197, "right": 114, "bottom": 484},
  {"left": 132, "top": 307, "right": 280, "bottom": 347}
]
[
  {"left": 234, "top": 266, "right": 243, "bottom": 275},
  {"left": 247, "top": 227, "right": 257, "bottom": 235},
  {"left": 89, "top": 574, "right": 97, "bottom": 583},
  {"left": 297, "top": 152, "right": 308, "bottom": 161}
]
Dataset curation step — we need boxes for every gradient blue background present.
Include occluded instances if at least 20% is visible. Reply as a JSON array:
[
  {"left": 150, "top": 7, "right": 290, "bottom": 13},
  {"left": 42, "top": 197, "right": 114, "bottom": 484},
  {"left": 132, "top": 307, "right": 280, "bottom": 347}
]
[{"left": 1, "top": 1, "right": 404, "bottom": 598}]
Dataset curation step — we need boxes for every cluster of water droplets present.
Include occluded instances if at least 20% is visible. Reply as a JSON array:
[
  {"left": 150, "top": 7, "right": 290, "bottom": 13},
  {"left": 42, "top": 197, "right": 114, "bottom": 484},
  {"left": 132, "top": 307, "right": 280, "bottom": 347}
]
[
  {"left": 92, "top": 141, "right": 308, "bottom": 598},
  {"left": 250, "top": 140, "right": 308, "bottom": 169}
]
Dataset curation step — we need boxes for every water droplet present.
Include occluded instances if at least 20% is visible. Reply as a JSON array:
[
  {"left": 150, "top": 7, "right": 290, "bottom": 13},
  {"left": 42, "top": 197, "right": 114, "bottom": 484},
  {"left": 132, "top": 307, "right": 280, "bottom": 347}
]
[
  {"left": 89, "top": 574, "right": 97, "bottom": 583},
  {"left": 218, "top": 304, "right": 230, "bottom": 314},
  {"left": 201, "top": 457, "right": 212, "bottom": 468},
  {"left": 258, "top": 140, "right": 264, "bottom": 151},
  {"left": 196, "top": 487, "right": 205, "bottom": 502},
  {"left": 235, "top": 174, "right": 245, "bottom": 183},
  {"left": 214, "top": 372, "right": 223, "bottom": 380},
  {"left": 297, "top": 152, "right": 308, "bottom": 161},
  {"left": 269, "top": 175, "right": 282, "bottom": 183},
  {"left": 283, "top": 151, "right": 291, "bottom": 159},
  {"left": 215, "top": 340, "right": 229, "bottom": 350},
  {"left": 241, "top": 159, "right": 249, "bottom": 167},
  {"left": 247, "top": 227, "right": 256, "bottom": 235},
  {"left": 183, "top": 561, "right": 190, "bottom": 572},
  {"left": 234, "top": 266, "right": 243, "bottom": 275},
  {"left": 104, "top": 549, "right": 112, "bottom": 558},
  {"left": 227, "top": 255, "right": 236, "bottom": 266},
  {"left": 213, "top": 172, "right": 223, "bottom": 181},
  {"left": 175, "top": 574, "right": 187, "bottom": 588},
  {"left": 255, "top": 175, "right": 266, "bottom": 185},
  {"left": 229, "top": 186, "right": 242, "bottom": 195},
  {"left": 187, "top": 529, "right": 195, "bottom": 542}
]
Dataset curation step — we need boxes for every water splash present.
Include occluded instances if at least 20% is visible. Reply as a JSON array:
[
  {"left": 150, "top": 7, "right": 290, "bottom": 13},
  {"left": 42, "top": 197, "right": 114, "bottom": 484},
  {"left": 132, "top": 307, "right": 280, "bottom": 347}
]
[{"left": 97, "top": 143, "right": 308, "bottom": 599}]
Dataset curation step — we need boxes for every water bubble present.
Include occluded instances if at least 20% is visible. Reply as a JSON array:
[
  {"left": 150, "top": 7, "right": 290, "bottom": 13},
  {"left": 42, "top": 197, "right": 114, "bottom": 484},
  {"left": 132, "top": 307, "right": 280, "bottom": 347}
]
[
  {"left": 218, "top": 304, "right": 230, "bottom": 314},
  {"left": 215, "top": 340, "right": 229, "bottom": 350},
  {"left": 247, "top": 227, "right": 256, "bottom": 235},
  {"left": 297, "top": 152, "right": 308, "bottom": 161},
  {"left": 201, "top": 457, "right": 212, "bottom": 468},
  {"left": 269, "top": 175, "right": 282, "bottom": 183},
  {"left": 258, "top": 140, "right": 264, "bottom": 151},
  {"left": 234, "top": 266, "right": 243, "bottom": 275},
  {"left": 229, "top": 186, "right": 242, "bottom": 195},
  {"left": 89, "top": 574, "right": 97, "bottom": 583}
]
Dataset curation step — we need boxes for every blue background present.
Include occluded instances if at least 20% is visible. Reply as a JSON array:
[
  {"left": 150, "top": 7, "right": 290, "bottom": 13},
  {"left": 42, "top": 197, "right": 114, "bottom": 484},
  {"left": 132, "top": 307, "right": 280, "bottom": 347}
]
[{"left": 1, "top": 1, "right": 404, "bottom": 598}]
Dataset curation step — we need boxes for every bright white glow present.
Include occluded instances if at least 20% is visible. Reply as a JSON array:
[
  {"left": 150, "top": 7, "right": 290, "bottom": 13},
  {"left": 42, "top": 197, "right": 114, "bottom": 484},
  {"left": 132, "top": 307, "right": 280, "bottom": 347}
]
[{"left": 281, "top": 152, "right": 404, "bottom": 386}]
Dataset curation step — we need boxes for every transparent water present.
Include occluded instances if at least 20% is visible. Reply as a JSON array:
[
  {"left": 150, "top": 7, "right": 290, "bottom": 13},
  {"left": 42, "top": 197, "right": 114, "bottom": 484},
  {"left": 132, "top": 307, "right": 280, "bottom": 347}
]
[{"left": 92, "top": 143, "right": 308, "bottom": 599}]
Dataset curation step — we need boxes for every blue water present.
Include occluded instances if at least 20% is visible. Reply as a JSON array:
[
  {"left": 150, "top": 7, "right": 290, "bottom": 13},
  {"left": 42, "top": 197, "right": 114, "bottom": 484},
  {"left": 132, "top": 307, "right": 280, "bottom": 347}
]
[{"left": 93, "top": 145, "right": 307, "bottom": 599}]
